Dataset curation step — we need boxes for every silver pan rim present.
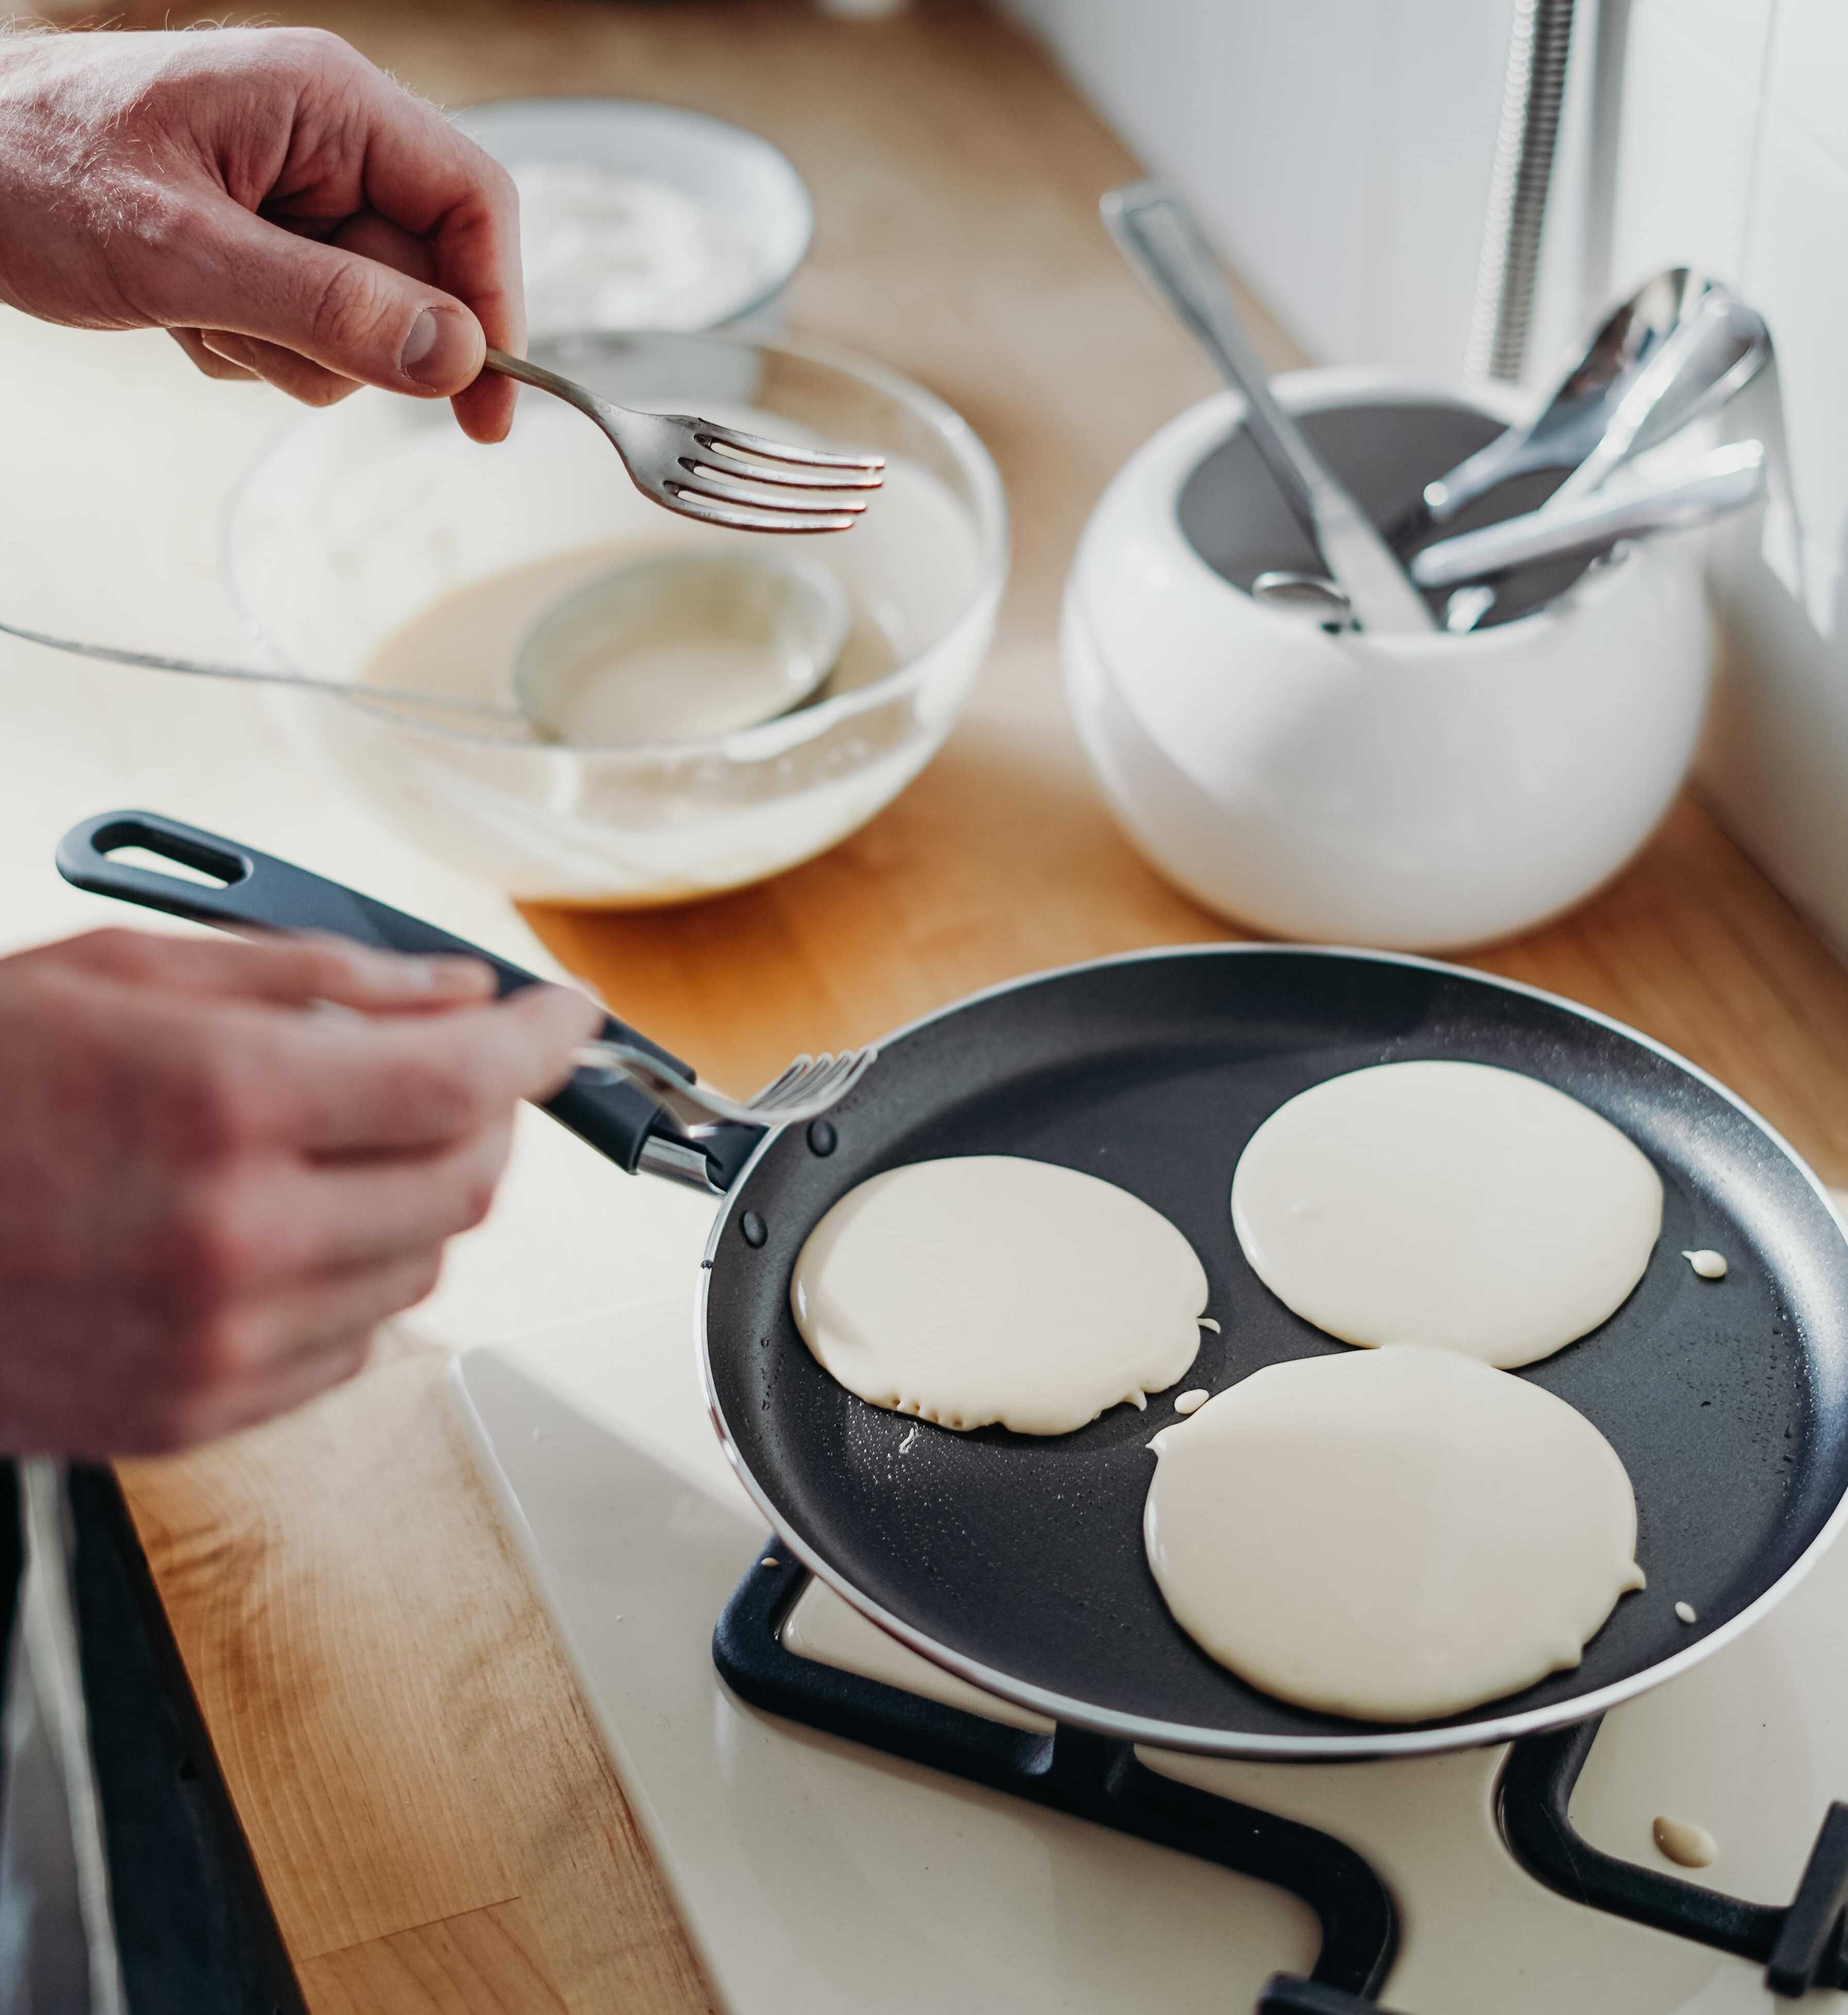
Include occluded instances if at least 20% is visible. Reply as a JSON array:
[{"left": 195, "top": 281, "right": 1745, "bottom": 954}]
[{"left": 696, "top": 939, "right": 1848, "bottom": 1761}]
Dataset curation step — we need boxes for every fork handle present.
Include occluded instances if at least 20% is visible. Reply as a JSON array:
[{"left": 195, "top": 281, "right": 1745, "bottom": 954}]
[
  {"left": 55, "top": 811, "right": 762, "bottom": 1184},
  {"left": 482, "top": 348, "right": 616, "bottom": 425}
]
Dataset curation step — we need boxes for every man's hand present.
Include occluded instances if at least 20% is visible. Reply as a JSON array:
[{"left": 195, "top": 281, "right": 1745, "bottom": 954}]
[
  {"left": 0, "top": 26, "right": 522, "bottom": 440},
  {"left": 0, "top": 928, "right": 598, "bottom": 1456}
]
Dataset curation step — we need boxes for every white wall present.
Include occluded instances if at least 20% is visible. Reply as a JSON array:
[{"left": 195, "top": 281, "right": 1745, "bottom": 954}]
[
  {"left": 1607, "top": 0, "right": 1848, "bottom": 955},
  {"left": 1003, "top": 0, "right": 1522, "bottom": 382}
]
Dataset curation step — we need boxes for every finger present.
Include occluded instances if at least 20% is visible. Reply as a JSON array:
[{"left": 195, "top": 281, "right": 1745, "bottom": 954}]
[
  {"left": 275, "top": 1122, "right": 514, "bottom": 1273},
  {"left": 160, "top": 1117, "right": 512, "bottom": 1304},
  {"left": 314, "top": 1119, "right": 514, "bottom": 1254},
  {"left": 200, "top": 329, "right": 361, "bottom": 407},
  {"left": 237, "top": 1247, "right": 447, "bottom": 1374},
  {"left": 278, "top": 981, "right": 602, "bottom": 1154},
  {"left": 228, "top": 211, "right": 434, "bottom": 413},
  {"left": 142, "top": 198, "right": 488, "bottom": 417},
  {"left": 330, "top": 209, "right": 438, "bottom": 285},
  {"left": 337, "top": 100, "right": 523, "bottom": 443},
  {"left": 191, "top": 1325, "right": 378, "bottom": 1444},
  {"left": 56, "top": 926, "right": 497, "bottom": 1012},
  {"left": 176, "top": 1275, "right": 412, "bottom": 1446},
  {"left": 170, "top": 326, "right": 260, "bottom": 382}
]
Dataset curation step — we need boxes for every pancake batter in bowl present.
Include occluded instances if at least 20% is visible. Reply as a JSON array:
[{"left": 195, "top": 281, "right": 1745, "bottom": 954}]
[
  {"left": 790, "top": 1155, "right": 1211, "bottom": 1435},
  {"left": 1144, "top": 1346, "right": 1646, "bottom": 1721},
  {"left": 1230, "top": 1060, "right": 1663, "bottom": 1368}
]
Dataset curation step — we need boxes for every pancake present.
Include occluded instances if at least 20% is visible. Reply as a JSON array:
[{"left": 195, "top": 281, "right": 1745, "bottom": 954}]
[
  {"left": 1144, "top": 1347, "right": 1645, "bottom": 1722},
  {"left": 1231, "top": 1060, "right": 1663, "bottom": 1368},
  {"left": 791, "top": 1155, "right": 1210, "bottom": 1435}
]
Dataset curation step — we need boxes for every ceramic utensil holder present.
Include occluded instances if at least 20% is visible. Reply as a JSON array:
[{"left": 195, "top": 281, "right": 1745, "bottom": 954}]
[{"left": 1064, "top": 370, "right": 1715, "bottom": 951}]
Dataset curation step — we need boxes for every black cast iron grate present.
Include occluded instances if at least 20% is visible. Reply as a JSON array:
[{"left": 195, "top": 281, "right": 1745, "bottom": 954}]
[{"left": 713, "top": 1553, "right": 1848, "bottom": 2011}]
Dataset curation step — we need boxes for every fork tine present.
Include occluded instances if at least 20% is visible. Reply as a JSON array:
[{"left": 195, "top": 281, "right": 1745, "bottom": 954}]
[
  {"left": 654, "top": 490, "right": 863, "bottom": 536},
  {"left": 748, "top": 1056, "right": 814, "bottom": 1107},
  {"left": 669, "top": 472, "right": 871, "bottom": 516},
  {"left": 813, "top": 1051, "right": 863, "bottom": 1095},
  {"left": 694, "top": 423, "right": 886, "bottom": 473},
  {"left": 782, "top": 1057, "right": 844, "bottom": 1105},
  {"left": 786, "top": 1050, "right": 867, "bottom": 1107},
  {"left": 744, "top": 1047, "right": 879, "bottom": 1120},
  {"left": 831, "top": 1049, "right": 877, "bottom": 1097},
  {"left": 685, "top": 450, "right": 886, "bottom": 493}
]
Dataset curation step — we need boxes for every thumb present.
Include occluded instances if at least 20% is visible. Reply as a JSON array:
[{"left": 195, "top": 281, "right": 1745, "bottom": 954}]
[{"left": 173, "top": 201, "right": 486, "bottom": 399}]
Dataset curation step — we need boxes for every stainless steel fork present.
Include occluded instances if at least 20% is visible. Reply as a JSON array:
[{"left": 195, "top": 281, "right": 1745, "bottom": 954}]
[
  {"left": 573, "top": 1039, "right": 879, "bottom": 1129},
  {"left": 484, "top": 350, "right": 885, "bottom": 534}
]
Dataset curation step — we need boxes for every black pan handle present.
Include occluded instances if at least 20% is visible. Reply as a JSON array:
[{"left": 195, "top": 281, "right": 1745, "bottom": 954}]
[{"left": 55, "top": 810, "right": 762, "bottom": 1186}]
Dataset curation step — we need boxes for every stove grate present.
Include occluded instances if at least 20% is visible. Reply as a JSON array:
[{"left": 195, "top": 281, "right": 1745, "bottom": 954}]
[
  {"left": 1499, "top": 1715, "right": 1848, "bottom": 1999},
  {"left": 715, "top": 1553, "right": 1848, "bottom": 2010},
  {"left": 713, "top": 1554, "right": 1397, "bottom": 2003}
]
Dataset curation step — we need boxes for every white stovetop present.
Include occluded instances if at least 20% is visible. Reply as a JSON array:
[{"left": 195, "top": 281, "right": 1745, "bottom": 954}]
[{"left": 453, "top": 1289, "right": 1848, "bottom": 2015}]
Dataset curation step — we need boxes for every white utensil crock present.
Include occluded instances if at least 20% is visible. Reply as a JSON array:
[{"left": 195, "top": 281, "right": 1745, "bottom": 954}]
[{"left": 1063, "top": 370, "right": 1714, "bottom": 951}]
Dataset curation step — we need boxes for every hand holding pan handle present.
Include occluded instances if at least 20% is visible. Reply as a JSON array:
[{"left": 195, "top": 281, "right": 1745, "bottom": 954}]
[{"left": 54, "top": 811, "right": 764, "bottom": 1193}]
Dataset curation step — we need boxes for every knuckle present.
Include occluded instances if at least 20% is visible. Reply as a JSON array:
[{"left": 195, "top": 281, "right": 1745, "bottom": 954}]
[
  {"left": 401, "top": 1251, "right": 444, "bottom": 1309},
  {"left": 165, "top": 1181, "right": 268, "bottom": 1308},
  {"left": 481, "top": 154, "right": 519, "bottom": 221},
  {"left": 292, "top": 942, "right": 364, "bottom": 996},
  {"left": 283, "top": 25, "right": 358, "bottom": 68},
  {"left": 291, "top": 373, "right": 360, "bottom": 409},
  {"left": 131, "top": 1402, "right": 198, "bottom": 1459},
  {"left": 186, "top": 1308, "right": 263, "bottom": 1389},
  {"left": 456, "top": 1170, "right": 499, "bottom": 1232},
  {"left": 306, "top": 256, "right": 397, "bottom": 360},
  {"left": 183, "top": 1053, "right": 270, "bottom": 1158},
  {"left": 326, "top": 1331, "right": 375, "bottom": 1383},
  {"left": 405, "top": 1055, "right": 490, "bottom": 1137},
  {"left": 115, "top": 187, "right": 211, "bottom": 294},
  {"left": 136, "top": 1382, "right": 227, "bottom": 1456},
  {"left": 62, "top": 928, "right": 160, "bottom": 980}
]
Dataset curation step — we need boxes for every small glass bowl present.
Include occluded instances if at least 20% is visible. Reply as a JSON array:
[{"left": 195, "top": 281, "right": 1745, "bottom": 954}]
[{"left": 225, "top": 330, "right": 1009, "bottom": 905}]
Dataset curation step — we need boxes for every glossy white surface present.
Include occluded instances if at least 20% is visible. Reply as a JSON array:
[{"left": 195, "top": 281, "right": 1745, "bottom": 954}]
[
  {"left": 1063, "top": 371, "right": 1714, "bottom": 950},
  {"left": 456, "top": 1288, "right": 1848, "bottom": 2014},
  {"left": 1607, "top": 0, "right": 1848, "bottom": 961},
  {"left": 778, "top": 1580, "right": 1054, "bottom": 1736}
]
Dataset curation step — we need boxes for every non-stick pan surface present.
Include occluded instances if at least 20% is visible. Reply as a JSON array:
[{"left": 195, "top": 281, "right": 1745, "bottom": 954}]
[
  {"left": 57, "top": 816, "right": 1848, "bottom": 1760},
  {"left": 704, "top": 945, "right": 1848, "bottom": 1758}
]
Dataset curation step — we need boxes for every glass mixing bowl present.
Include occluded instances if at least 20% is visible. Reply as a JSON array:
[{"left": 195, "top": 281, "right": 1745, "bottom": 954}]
[{"left": 225, "top": 330, "right": 1008, "bottom": 904}]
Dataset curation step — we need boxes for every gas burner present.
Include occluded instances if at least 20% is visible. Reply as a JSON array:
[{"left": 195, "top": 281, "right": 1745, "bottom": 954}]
[{"left": 714, "top": 1553, "right": 1848, "bottom": 2011}]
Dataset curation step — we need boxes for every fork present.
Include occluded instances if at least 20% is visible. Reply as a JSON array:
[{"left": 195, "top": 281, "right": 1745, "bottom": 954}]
[
  {"left": 484, "top": 350, "right": 885, "bottom": 533},
  {"left": 573, "top": 1039, "right": 879, "bottom": 1130}
]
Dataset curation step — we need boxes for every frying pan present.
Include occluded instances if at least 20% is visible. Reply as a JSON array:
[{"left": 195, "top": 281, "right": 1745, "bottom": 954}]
[{"left": 58, "top": 810, "right": 1848, "bottom": 1761}]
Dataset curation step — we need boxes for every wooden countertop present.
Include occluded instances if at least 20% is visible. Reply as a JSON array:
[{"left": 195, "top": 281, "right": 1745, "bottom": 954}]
[{"left": 58, "top": 0, "right": 1848, "bottom": 2009}]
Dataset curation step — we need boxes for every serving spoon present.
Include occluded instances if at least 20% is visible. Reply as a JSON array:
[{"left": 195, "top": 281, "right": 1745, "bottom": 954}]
[
  {"left": 0, "top": 354, "right": 882, "bottom": 734},
  {"left": 1257, "top": 441, "right": 1767, "bottom": 633},
  {"left": 1411, "top": 271, "right": 1769, "bottom": 533},
  {"left": 1410, "top": 439, "right": 1766, "bottom": 590},
  {"left": 0, "top": 546, "right": 849, "bottom": 746},
  {"left": 1103, "top": 182, "right": 1435, "bottom": 635}
]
